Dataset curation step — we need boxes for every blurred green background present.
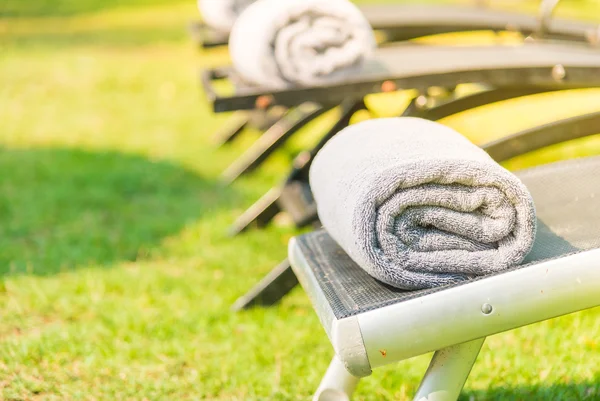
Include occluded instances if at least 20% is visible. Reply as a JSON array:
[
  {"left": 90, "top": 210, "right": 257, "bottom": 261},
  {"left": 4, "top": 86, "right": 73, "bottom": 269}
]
[{"left": 1, "top": 0, "right": 600, "bottom": 399}]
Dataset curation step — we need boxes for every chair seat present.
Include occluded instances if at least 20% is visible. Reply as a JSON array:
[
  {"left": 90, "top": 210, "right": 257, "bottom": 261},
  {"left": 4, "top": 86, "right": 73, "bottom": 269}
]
[
  {"left": 206, "top": 42, "right": 600, "bottom": 112},
  {"left": 289, "top": 156, "right": 600, "bottom": 376}
]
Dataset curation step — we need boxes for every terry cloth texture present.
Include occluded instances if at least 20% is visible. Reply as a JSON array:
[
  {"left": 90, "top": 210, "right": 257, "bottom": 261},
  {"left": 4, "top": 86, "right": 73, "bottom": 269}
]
[
  {"left": 228, "top": 0, "right": 376, "bottom": 87},
  {"left": 197, "top": 0, "right": 256, "bottom": 33},
  {"left": 309, "top": 117, "right": 537, "bottom": 290}
]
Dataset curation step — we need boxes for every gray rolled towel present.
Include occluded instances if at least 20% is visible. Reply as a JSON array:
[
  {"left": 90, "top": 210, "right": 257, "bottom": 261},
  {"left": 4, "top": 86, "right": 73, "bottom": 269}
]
[
  {"left": 309, "top": 117, "right": 537, "bottom": 290},
  {"left": 197, "top": 0, "right": 256, "bottom": 33},
  {"left": 229, "top": 0, "right": 376, "bottom": 87}
]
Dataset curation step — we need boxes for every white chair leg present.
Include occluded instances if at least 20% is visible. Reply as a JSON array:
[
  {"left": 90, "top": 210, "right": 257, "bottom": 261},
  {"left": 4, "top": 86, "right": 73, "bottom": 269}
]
[
  {"left": 314, "top": 355, "right": 361, "bottom": 401},
  {"left": 413, "top": 337, "right": 485, "bottom": 401}
]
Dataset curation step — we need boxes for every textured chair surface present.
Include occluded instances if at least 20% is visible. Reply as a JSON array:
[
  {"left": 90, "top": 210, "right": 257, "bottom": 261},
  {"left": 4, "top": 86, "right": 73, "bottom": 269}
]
[{"left": 294, "top": 156, "right": 600, "bottom": 319}]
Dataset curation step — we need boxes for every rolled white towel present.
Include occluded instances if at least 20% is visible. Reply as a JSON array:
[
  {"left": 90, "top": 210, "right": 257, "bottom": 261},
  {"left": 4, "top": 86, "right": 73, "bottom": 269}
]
[
  {"left": 310, "top": 118, "right": 537, "bottom": 290},
  {"left": 229, "top": 0, "right": 377, "bottom": 87},
  {"left": 197, "top": 0, "right": 256, "bottom": 33}
]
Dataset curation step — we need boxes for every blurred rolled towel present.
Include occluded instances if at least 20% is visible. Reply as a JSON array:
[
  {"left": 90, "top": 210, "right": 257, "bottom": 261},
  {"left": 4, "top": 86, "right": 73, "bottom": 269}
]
[
  {"left": 197, "top": 0, "right": 256, "bottom": 33},
  {"left": 229, "top": 0, "right": 377, "bottom": 87},
  {"left": 310, "top": 118, "right": 537, "bottom": 290}
]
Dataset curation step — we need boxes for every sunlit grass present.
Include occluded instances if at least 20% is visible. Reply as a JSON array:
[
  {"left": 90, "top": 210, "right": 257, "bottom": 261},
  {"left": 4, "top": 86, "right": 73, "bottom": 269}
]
[{"left": 0, "top": 0, "right": 599, "bottom": 399}]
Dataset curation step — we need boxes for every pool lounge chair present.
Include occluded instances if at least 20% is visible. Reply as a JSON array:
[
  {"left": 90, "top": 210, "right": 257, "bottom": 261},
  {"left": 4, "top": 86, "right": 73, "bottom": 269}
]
[
  {"left": 203, "top": 41, "right": 600, "bottom": 184},
  {"left": 287, "top": 153, "right": 600, "bottom": 400},
  {"left": 231, "top": 109, "right": 600, "bottom": 310},
  {"left": 198, "top": 0, "right": 600, "bottom": 149}
]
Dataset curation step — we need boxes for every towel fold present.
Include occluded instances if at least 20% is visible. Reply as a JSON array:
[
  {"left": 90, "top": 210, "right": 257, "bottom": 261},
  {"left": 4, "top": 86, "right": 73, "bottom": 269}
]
[
  {"left": 197, "top": 0, "right": 256, "bottom": 33},
  {"left": 229, "top": 0, "right": 376, "bottom": 87},
  {"left": 310, "top": 118, "right": 537, "bottom": 290}
]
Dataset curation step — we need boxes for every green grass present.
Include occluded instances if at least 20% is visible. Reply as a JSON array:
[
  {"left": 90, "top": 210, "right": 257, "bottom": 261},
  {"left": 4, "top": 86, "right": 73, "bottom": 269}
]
[
  {"left": 1, "top": 1, "right": 600, "bottom": 400},
  {"left": 0, "top": 0, "right": 189, "bottom": 17}
]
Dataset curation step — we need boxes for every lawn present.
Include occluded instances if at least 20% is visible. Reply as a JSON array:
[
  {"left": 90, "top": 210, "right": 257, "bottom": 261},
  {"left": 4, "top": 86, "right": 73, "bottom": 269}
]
[{"left": 1, "top": 0, "right": 600, "bottom": 400}]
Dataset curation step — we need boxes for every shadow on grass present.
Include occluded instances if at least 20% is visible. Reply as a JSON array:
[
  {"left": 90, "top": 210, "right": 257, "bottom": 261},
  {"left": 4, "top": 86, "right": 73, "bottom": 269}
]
[
  {"left": 0, "top": 147, "right": 239, "bottom": 276},
  {"left": 461, "top": 379, "right": 600, "bottom": 400}
]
